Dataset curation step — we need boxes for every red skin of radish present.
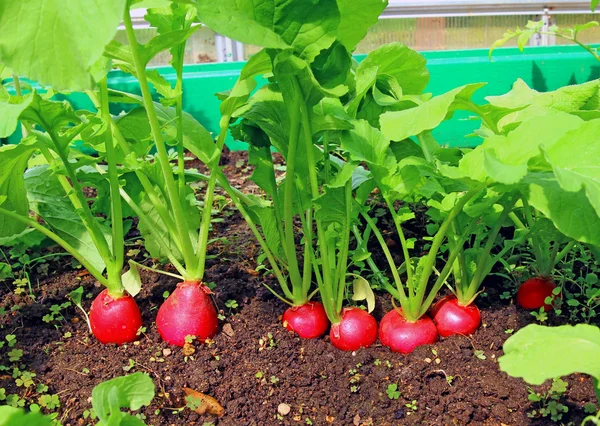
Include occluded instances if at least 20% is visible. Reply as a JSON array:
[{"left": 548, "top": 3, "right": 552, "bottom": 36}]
[
  {"left": 329, "top": 307, "right": 378, "bottom": 351},
  {"left": 379, "top": 310, "right": 438, "bottom": 354},
  {"left": 282, "top": 301, "right": 329, "bottom": 339},
  {"left": 517, "top": 277, "right": 557, "bottom": 311},
  {"left": 156, "top": 281, "right": 218, "bottom": 347},
  {"left": 431, "top": 296, "right": 481, "bottom": 337},
  {"left": 89, "top": 289, "right": 142, "bottom": 345}
]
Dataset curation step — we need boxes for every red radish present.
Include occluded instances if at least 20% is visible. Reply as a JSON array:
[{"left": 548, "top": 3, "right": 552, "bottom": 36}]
[
  {"left": 429, "top": 294, "right": 455, "bottom": 318},
  {"left": 517, "top": 277, "right": 557, "bottom": 311},
  {"left": 89, "top": 289, "right": 142, "bottom": 345},
  {"left": 156, "top": 281, "right": 218, "bottom": 346},
  {"left": 379, "top": 309, "right": 438, "bottom": 354},
  {"left": 432, "top": 297, "right": 481, "bottom": 337},
  {"left": 282, "top": 301, "right": 329, "bottom": 338},
  {"left": 329, "top": 307, "right": 378, "bottom": 351}
]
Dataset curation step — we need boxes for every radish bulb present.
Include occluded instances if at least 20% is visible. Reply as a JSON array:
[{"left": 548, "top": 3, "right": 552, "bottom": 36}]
[
  {"left": 156, "top": 281, "right": 218, "bottom": 346},
  {"left": 329, "top": 307, "right": 378, "bottom": 351},
  {"left": 431, "top": 296, "right": 481, "bottom": 337},
  {"left": 379, "top": 309, "right": 438, "bottom": 354},
  {"left": 517, "top": 277, "right": 557, "bottom": 311},
  {"left": 89, "top": 289, "right": 142, "bottom": 345},
  {"left": 282, "top": 301, "right": 329, "bottom": 339}
]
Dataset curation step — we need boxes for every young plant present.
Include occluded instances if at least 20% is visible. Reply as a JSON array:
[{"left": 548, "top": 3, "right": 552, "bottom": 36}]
[
  {"left": 0, "top": 69, "right": 142, "bottom": 344},
  {"left": 195, "top": 0, "right": 387, "bottom": 347},
  {"left": 98, "top": 3, "right": 226, "bottom": 346}
]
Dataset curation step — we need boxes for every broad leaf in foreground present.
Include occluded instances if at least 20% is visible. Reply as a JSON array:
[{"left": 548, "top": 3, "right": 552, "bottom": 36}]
[
  {"left": 499, "top": 324, "right": 600, "bottom": 397},
  {"left": 0, "top": 0, "right": 126, "bottom": 90}
]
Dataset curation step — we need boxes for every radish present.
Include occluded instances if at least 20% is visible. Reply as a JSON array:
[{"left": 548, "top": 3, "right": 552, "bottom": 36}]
[
  {"left": 156, "top": 281, "right": 218, "bottom": 346},
  {"left": 431, "top": 296, "right": 481, "bottom": 337},
  {"left": 379, "top": 309, "right": 438, "bottom": 354},
  {"left": 517, "top": 277, "right": 557, "bottom": 311},
  {"left": 329, "top": 307, "right": 378, "bottom": 351},
  {"left": 89, "top": 289, "right": 142, "bottom": 345},
  {"left": 282, "top": 301, "right": 329, "bottom": 339}
]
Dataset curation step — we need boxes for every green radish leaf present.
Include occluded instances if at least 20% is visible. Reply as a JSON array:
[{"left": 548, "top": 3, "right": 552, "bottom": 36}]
[
  {"left": 0, "top": 138, "right": 38, "bottom": 237},
  {"left": 0, "top": 87, "right": 33, "bottom": 138},
  {"left": 24, "top": 166, "right": 110, "bottom": 273},
  {"left": 139, "top": 26, "right": 200, "bottom": 66},
  {"left": 335, "top": 0, "right": 387, "bottom": 51},
  {"left": 67, "top": 286, "right": 84, "bottom": 306},
  {"left": 351, "top": 276, "right": 375, "bottom": 313},
  {"left": 92, "top": 372, "right": 155, "bottom": 423},
  {"left": 380, "top": 84, "right": 485, "bottom": 142},
  {"left": 525, "top": 174, "right": 600, "bottom": 247},
  {"left": 122, "top": 262, "right": 142, "bottom": 298},
  {"left": 0, "top": 406, "right": 52, "bottom": 426},
  {"left": 499, "top": 324, "right": 600, "bottom": 391},
  {"left": 543, "top": 119, "right": 600, "bottom": 217},
  {"left": 355, "top": 42, "right": 429, "bottom": 96},
  {"left": 593, "top": 0, "right": 599, "bottom": 11},
  {"left": 195, "top": 0, "right": 340, "bottom": 63},
  {"left": 0, "top": 0, "right": 126, "bottom": 90},
  {"left": 486, "top": 78, "right": 598, "bottom": 112}
]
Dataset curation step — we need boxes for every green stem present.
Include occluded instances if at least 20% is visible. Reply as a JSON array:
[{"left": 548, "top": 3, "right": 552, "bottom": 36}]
[
  {"left": 414, "top": 186, "right": 484, "bottom": 310},
  {"left": 295, "top": 79, "right": 339, "bottom": 323},
  {"left": 119, "top": 188, "right": 186, "bottom": 277},
  {"left": 464, "top": 194, "right": 519, "bottom": 302},
  {"left": 85, "top": 90, "right": 180, "bottom": 242},
  {"left": 32, "top": 123, "right": 114, "bottom": 268},
  {"left": 334, "top": 179, "right": 353, "bottom": 313},
  {"left": 384, "top": 197, "right": 414, "bottom": 296},
  {"left": 281, "top": 93, "right": 304, "bottom": 293},
  {"left": 554, "top": 240, "right": 576, "bottom": 267},
  {"left": 196, "top": 115, "right": 233, "bottom": 279},
  {"left": 301, "top": 208, "right": 313, "bottom": 304},
  {"left": 123, "top": 10, "right": 196, "bottom": 272},
  {"left": 0, "top": 207, "right": 109, "bottom": 287},
  {"left": 129, "top": 259, "right": 184, "bottom": 280},
  {"left": 539, "top": 31, "right": 600, "bottom": 61},
  {"left": 99, "top": 78, "right": 125, "bottom": 294},
  {"left": 215, "top": 170, "right": 293, "bottom": 300},
  {"left": 522, "top": 197, "right": 547, "bottom": 274},
  {"left": 360, "top": 210, "right": 408, "bottom": 305}
]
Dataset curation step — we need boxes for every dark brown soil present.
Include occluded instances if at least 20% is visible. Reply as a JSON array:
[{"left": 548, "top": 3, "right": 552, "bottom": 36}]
[{"left": 0, "top": 150, "right": 597, "bottom": 426}]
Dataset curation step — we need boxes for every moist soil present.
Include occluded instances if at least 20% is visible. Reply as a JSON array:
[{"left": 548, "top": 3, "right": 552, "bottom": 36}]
[{"left": 1, "top": 150, "right": 598, "bottom": 426}]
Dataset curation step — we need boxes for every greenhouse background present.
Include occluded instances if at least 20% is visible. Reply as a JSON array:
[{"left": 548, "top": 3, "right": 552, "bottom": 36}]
[{"left": 120, "top": 0, "right": 600, "bottom": 65}]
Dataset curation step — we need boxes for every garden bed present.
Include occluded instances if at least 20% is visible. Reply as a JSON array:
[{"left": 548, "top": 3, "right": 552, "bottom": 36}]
[{"left": 1, "top": 150, "right": 596, "bottom": 426}]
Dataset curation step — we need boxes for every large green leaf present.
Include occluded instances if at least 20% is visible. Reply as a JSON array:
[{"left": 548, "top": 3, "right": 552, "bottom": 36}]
[
  {"left": 91, "top": 372, "right": 155, "bottom": 424},
  {"left": 335, "top": 0, "right": 387, "bottom": 51},
  {"left": 380, "top": 84, "right": 485, "bottom": 142},
  {"left": 474, "top": 112, "right": 583, "bottom": 185},
  {"left": 543, "top": 119, "right": 600, "bottom": 217},
  {"left": 0, "top": 407, "right": 52, "bottom": 426},
  {"left": 0, "top": 0, "right": 126, "bottom": 90},
  {"left": 0, "top": 138, "right": 38, "bottom": 237},
  {"left": 525, "top": 174, "right": 600, "bottom": 246},
  {"left": 24, "top": 166, "right": 110, "bottom": 273},
  {"left": 0, "top": 88, "right": 32, "bottom": 138},
  {"left": 356, "top": 43, "right": 429, "bottom": 96},
  {"left": 486, "top": 78, "right": 598, "bottom": 112},
  {"left": 196, "top": 0, "right": 340, "bottom": 63},
  {"left": 499, "top": 324, "right": 600, "bottom": 391}
]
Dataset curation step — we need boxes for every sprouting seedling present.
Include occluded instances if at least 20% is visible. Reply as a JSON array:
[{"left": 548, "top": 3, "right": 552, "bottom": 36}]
[{"left": 67, "top": 286, "right": 91, "bottom": 333}]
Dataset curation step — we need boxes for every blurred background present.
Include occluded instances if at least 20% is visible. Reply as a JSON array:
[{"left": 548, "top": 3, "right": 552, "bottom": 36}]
[{"left": 119, "top": 0, "right": 600, "bottom": 65}]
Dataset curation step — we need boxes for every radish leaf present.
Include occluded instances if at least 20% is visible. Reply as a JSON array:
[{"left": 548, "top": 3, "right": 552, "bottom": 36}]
[{"left": 500, "top": 324, "right": 600, "bottom": 397}]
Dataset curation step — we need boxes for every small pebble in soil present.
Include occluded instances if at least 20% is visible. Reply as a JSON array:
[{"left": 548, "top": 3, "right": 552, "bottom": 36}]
[
  {"left": 394, "top": 408, "right": 405, "bottom": 419},
  {"left": 163, "top": 348, "right": 172, "bottom": 357},
  {"left": 278, "top": 403, "right": 291, "bottom": 416}
]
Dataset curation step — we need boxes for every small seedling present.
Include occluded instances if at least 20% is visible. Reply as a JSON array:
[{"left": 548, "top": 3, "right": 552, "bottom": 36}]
[
  {"left": 527, "top": 378, "right": 569, "bottom": 421},
  {"left": 386, "top": 384, "right": 401, "bottom": 400}
]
